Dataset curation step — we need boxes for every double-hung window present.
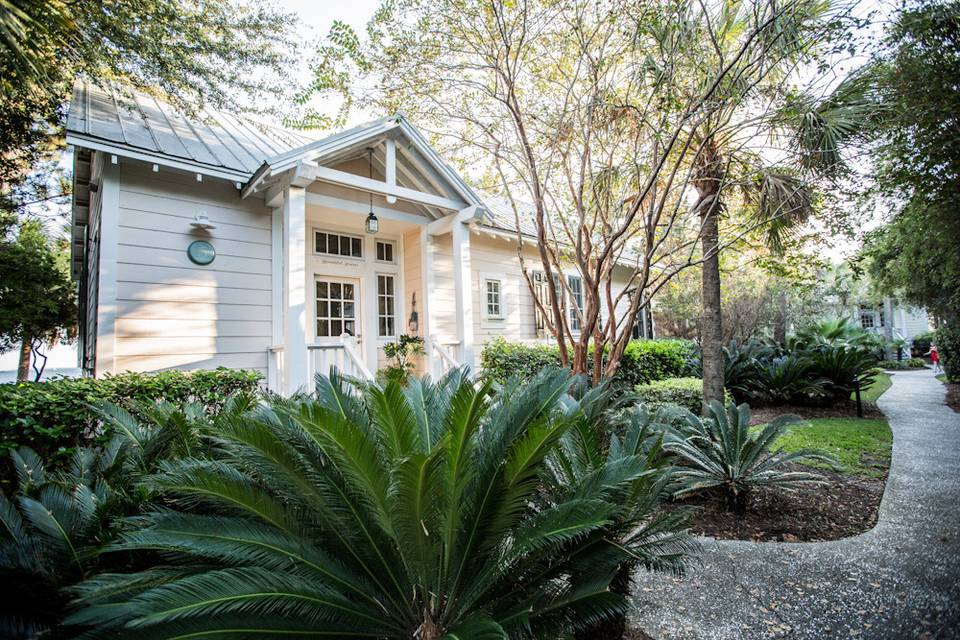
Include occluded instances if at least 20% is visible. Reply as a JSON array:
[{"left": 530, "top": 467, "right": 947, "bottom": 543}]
[
  {"left": 485, "top": 279, "right": 502, "bottom": 318},
  {"left": 568, "top": 275, "right": 583, "bottom": 332},
  {"left": 377, "top": 275, "right": 396, "bottom": 337}
]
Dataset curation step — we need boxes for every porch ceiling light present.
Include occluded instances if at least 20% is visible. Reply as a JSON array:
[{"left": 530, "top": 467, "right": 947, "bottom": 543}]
[{"left": 366, "top": 147, "right": 379, "bottom": 234}]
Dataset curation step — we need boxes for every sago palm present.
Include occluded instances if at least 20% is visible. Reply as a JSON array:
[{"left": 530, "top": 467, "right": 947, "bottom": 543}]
[
  {"left": 69, "top": 368, "right": 688, "bottom": 639},
  {"left": 664, "top": 401, "right": 833, "bottom": 512}
]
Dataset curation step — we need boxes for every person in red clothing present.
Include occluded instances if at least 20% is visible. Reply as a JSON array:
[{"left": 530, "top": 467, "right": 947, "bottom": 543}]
[{"left": 926, "top": 343, "right": 942, "bottom": 374}]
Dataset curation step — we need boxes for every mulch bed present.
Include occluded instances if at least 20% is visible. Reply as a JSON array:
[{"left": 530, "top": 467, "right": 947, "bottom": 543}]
[
  {"left": 749, "top": 400, "right": 883, "bottom": 425},
  {"left": 664, "top": 463, "right": 887, "bottom": 542}
]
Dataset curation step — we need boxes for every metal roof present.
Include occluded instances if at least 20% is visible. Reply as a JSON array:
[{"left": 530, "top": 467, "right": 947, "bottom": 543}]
[{"left": 66, "top": 80, "right": 316, "bottom": 181}]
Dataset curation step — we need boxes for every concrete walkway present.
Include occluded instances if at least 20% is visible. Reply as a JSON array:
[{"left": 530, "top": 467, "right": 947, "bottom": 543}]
[{"left": 631, "top": 368, "right": 960, "bottom": 639}]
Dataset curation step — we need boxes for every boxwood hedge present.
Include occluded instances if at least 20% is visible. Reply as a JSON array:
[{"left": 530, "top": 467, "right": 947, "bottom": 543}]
[
  {"left": 0, "top": 368, "right": 261, "bottom": 475},
  {"left": 479, "top": 337, "right": 696, "bottom": 387}
]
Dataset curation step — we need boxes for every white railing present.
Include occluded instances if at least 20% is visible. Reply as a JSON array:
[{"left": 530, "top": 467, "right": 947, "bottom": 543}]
[
  {"left": 308, "top": 334, "right": 374, "bottom": 385},
  {"left": 267, "top": 345, "right": 285, "bottom": 393},
  {"left": 426, "top": 337, "right": 462, "bottom": 377}
]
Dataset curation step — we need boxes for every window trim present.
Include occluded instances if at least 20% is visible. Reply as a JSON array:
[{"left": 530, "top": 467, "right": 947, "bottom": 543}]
[
  {"left": 313, "top": 229, "right": 364, "bottom": 260},
  {"left": 567, "top": 274, "right": 583, "bottom": 332},
  {"left": 484, "top": 278, "right": 503, "bottom": 319},
  {"left": 375, "top": 239, "right": 396, "bottom": 264},
  {"left": 376, "top": 273, "right": 397, "bottom": 339}
]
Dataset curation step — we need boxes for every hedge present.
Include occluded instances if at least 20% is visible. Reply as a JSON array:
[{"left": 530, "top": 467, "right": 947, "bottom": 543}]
[
  {"left": 937, "top": 323, "right": 960, "bottom": 382},
  {"left": 0, "top": 368, "right": 262, "bottom": 472},
  {"left": 479, "top": 337, "right": 697, "bottom": 387},
  {"left": 911, "top": 331, "right": 936, "bottom": 357},
  {"left": 878, "top": 358, "right": 927, "bottom": 370},
  {"left": 634, "top": 376, "right": 732, "bottom": 415}
]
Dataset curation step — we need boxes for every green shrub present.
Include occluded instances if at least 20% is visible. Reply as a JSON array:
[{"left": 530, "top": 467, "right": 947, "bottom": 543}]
[
  {"left": 879, "top": 358, "right": 926, "bottom": 370},
  {"left": 911, "top": 331, "right": 936, "bottom": 357},
  {"left": 618, "top": 339, "right": 698, "bottom": 386},
  {"left": 663, "top": 402, "right": 833, "bottom": 512},
  {"left": 937, "top": 323, "right": 960, "bottom": 382},
  {"left": 635, "top": 376, "right": 731, "bottom": 414},
  {"left": 480, "top": 337, "right": 697, "bottom": 387},
  {"left": 0, "top": 368, "right": 261, "bottom": 471}
]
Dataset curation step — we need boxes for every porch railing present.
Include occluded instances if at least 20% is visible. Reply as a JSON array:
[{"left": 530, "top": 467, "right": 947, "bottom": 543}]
[
  {"left": 308, "top": 335, "right": 374, "bottom": 384},
  {"left": 426, "top": 337, "right": 462, "bottom": 377},
  {"left": 267, "top": 345, "right": 285, "bottom": 393}
]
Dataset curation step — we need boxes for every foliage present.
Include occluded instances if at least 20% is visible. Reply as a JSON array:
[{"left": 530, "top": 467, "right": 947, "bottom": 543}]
[
  {"left": 770, "top": 418, "right": 892, "bottom": 478},
  {"left": 857, "top": 0, "right": 960, "bottom": 319},
  {"left": 911, "top": 330, "right": 936, "bottom": 357},
  {"left": 0, "top": 0, "right": 295, "bottom": 213},
  {"left": 663, "top": 402, "right": 833, "bottom": 512},
  {"left": 379, "top": 334, "right": 425, "bottom": 385},
  {"left": 937, "top": 323, "right": 960, "bottom": 382},
  {"left": 878, "top": 358, "right": 926, "bottom": 370},
  {"left": 68, "top": 368, "right": 693, "bottom": 639},
  {"left": 480, "top": 337, "right": 696, "bottom": 389},
  {"left": 751, "top": 355, "right": 827, "bottom": 405},
  {"left": 617, "top": 340, "right": 698, "bottom": 387},
  {"left": 0, "top": 397, "right": 253, "bottom": 639},
  {"left": 0, "top": 368, "right": 261, "bottom": 474},
  {"left": 0, "top": 218, "right": 76, "bottom": 378},
  {"left": 805, "top": 345, "right": 878, "bottom": 401},
  {"left": 633, "top": 377, "right": 731, "bottom": 416}
]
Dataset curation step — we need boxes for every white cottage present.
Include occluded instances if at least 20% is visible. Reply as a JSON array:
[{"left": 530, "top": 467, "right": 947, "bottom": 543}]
[{"left": 66, "top": 82, "right": 650, "bottom": 393}]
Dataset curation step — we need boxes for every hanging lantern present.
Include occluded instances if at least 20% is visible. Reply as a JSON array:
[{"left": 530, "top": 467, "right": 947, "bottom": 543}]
[{"left": 365, "top": 147, "right": 379, "bottom": 234}]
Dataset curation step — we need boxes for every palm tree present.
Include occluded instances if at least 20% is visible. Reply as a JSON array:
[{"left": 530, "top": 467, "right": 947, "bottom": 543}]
[
  {"left": 69, "top": 368, "right": 694, "bottom": 640},
  {"left": 684, "top": 0, "right": 876, "bottom": 408}
]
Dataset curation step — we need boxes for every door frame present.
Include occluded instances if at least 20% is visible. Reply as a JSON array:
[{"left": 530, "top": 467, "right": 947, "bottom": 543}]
[{"left": 313, "top": 275, "right": 364, "bottom": 356}]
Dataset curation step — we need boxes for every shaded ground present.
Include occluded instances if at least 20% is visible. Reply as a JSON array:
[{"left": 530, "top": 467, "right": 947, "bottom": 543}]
[
  {"left": 668, "top": 464, "right": 886, "bottom": 542},
  {"left": 750, "top": 400, "right": 883, "bottom": 425},
  {"left": 938, "top": 375, "right": 960, "bottom": 414},
  {"left": 631, "top": 369, "right": 960, "bottom": 639}
]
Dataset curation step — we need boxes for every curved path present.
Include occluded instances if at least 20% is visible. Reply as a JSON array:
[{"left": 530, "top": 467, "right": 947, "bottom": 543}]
[{"left": 630, "top": 368, "right": 960, "bottom": 639}]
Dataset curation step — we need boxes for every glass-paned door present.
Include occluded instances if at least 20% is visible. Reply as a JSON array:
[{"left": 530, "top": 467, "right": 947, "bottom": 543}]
[{"left": 316, "top": 278, "right": 360, "bottom": 342}]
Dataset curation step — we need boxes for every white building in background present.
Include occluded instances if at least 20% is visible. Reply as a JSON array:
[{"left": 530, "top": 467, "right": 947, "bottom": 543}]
[{"left": 66, "top": 81, "right": 652, "bottom": 394}]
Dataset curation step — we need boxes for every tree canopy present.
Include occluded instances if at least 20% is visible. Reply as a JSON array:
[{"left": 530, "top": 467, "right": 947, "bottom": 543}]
[
  {"left": 859, "top": 0, "right": 960, "bottom": 319},
  {"left": 0, "top": 0, "right": 296, "bottom": 212}
]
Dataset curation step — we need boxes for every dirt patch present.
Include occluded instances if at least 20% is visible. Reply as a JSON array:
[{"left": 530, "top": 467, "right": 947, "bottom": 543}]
[
  {"left": 944, "top": 381, "right": 960, "bottom": 414},
  {"left": 749, "top": 400, "right": 883, "bottom": 425},
  {"left": 665, "top": 463, "right": 887, "bottom": 542},
  {"left": 624, "top": 628, "right": 656, "bottom": 640}
]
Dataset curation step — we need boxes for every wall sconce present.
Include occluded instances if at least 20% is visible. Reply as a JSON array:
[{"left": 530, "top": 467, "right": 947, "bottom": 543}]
[
  {"left": 408, "top": 292, "right": 419, "bottom": 334},
  {"left": 190, "top": 213, "right": 216, "bottom": 229}
]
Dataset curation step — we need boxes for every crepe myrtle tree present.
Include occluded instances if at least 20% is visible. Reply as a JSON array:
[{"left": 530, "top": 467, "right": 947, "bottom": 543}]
[{"left": 304, "top": 0, "right": 866, "bottom": 391}]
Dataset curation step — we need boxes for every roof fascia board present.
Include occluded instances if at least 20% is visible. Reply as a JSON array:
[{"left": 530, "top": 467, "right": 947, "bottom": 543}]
[
  {"left": 66, "top": 133, "right": 249, "bottom": 184},
  {"left": 396, "top": 118, "right": 484, "bottom": 206}
]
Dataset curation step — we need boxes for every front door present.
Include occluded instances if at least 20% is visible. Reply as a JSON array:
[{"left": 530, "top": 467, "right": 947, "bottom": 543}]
[{"left": 315, "top": 277, "right": 362, "bottom": 354}]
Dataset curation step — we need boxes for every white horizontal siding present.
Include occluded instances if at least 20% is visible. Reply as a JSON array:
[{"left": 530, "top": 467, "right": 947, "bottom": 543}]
[{"left": 110, "top": 161, "right": 273, "bottom": 374}]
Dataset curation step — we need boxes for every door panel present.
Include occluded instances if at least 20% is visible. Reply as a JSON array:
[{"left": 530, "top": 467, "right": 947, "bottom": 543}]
[{"left": 315, "top": 278, "right": 361, "bottom": 349}]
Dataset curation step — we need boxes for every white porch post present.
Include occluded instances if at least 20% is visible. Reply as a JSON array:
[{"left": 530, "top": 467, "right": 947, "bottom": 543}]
[
  {"left": 420, "top": 226, "right": 434, "bottom": 376},
  {"left": 283, "top": 185, "right": 309, "bottom": 394},
  {"left": 451, "top": 217, "right": 474, "bottom": 371}
]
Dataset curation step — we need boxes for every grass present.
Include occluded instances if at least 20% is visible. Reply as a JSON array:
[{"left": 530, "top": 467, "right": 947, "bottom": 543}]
[
  {"left": 937, "top": 374, "right": 946, "bottom": 382},
  {"left": 854, "top": 371, "right": 892, "bottom": 404},
  {"left": 774, "top": 418, "right": 892, "bottom": 478}
]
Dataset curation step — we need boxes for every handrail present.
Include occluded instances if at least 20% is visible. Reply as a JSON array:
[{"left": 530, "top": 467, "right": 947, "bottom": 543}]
[
  {"left": 425, "top": 336, "right": 461, "bottom": 375},
  {"left": 306, "top": 336, "right": 374, "bottom": 381},
  {"left": 340, "top": 335, "right": 374, "bottom": 380}
]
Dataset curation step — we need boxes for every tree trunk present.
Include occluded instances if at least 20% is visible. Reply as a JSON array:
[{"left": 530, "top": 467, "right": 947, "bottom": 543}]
[
  {"left": 695, "top": 138, "right": 725, "bottom": 412},
  {"left": 574, "top": 561, "right": 632, "bottom": 640},
  {"left": 774, "top": 286, "right": 788, "bottom": 345},
  {"left": 17, "top": 337, "right": 32, "bottom": 382},
  {"left": 701, "top": 209, "right": 725, "bottom": 412}
]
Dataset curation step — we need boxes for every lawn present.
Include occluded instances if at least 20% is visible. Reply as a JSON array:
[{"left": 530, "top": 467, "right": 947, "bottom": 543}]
[
  {"left": 776, "top": 418, "right": 893, "bottom": 477},
  {"left": 855, "top": 371, "right": 892, "bottom": 404}
]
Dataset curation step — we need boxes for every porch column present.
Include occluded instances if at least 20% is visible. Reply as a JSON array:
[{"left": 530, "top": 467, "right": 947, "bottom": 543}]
[
  {"left": 451, "top": 217, "right": 475, "bottom": 371},
  {"left": 283, "top": 185, "right": 309, "bottom": 394},
  {"left": 420, "top": 226, "right": 435, "bottom": 376}
]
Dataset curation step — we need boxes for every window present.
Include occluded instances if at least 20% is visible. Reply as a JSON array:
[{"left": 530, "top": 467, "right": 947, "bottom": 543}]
[
  {"left": 375, "top": 240, "right": 395, "bottom": 263},
  {"left": 568, "top": 275, "right": 583, "bottom": 331},
  {"left": 316, "top": 280, "right": 356, "bottom": 337},
  {"left": 315, "top": 231, "right": 362, "bottom": 258},
  {"left": 860, "top": 311, "right": 875, "bottom": 329},
  {"left": 377, "top": 274, "right": 396, "bottom": 337},
  {"left": 485, "top": 279, "right": 502, "bottom": 318}
]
